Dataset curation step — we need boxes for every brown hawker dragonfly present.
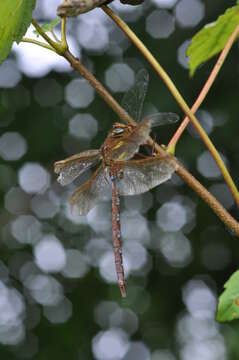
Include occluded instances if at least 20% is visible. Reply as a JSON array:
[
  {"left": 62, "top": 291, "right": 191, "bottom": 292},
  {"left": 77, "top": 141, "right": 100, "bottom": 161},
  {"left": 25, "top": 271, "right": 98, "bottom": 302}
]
[{"left": 54, "top": 69, "right": 179, "bottom": 297}]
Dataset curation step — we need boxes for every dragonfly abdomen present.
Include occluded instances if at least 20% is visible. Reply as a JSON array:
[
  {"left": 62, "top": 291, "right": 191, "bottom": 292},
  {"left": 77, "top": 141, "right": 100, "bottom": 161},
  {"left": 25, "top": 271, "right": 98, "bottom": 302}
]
[{"left": 110, "top": 172, "right": 126, "bottom": 298}]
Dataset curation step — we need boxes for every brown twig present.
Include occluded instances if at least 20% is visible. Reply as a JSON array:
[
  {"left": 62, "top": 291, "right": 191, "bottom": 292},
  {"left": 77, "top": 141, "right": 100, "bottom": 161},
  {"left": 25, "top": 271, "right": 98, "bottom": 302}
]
[{"left": 176, "top": 164, "right": 239, "bottom": 235}]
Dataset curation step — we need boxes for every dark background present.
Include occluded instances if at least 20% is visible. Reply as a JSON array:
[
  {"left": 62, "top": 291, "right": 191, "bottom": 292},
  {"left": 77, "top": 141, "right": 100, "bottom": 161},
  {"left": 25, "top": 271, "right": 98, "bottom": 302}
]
[{"left": 0, "top": 0, "right": 239, "bottom": 359}]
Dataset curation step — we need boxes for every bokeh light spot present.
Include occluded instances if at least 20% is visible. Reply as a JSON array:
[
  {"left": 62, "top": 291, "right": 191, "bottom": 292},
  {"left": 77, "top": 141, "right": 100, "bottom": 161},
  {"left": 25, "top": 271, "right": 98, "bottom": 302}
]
[
  {"left": 175, "top": 0, "right": 205, "bottom": 28},
  {"left": 151, "top": 0, "right": 177, "bottom": 8},
  {"left": 159, "top": 231, "right": 192, "bottom": 267},
  {"left": 0, "top": 132, "right": 27, "bottom": 161},
  {"left": 31, "top": 192, "right": 59, "bottom": 219},
  {"left": 146, "top": 10, "right": 175, "bottom": 39},
  {"left": 105, "top": 63, "right": 135, "bottom": 92},
  {"left": 123, "top": 341, "right": 151, "bottom": 360},
  {"left": 156, "top": 202, "right": 187, "bottom": 231},
  {"left": 43, "top": 297, "right": 72, "bottom": 324},
  {"left": 0, "top": 282, "right": 25, "bottom": 345},
  {"left": 62, "top": 249, "right": 89, "bottom": 279},
  {"left": 69, "top": 113, "right": 98, "bottom": 140},
  {"left": 65, "top": 78, "right": 95, "bottom": 108},
  {"left": 11, "top": 215, "right": 42, "bottom": 245},
  {"left": 25, "top": 274, "right": 63, "bottom": 306},
  {"left": 18, "top": 163, "right": 50, "bottom": 194},
  {"left": 177, "top": 39, "right": 190, "bottom": 69},
  {"left": 13, "top": 25, "right": 80, "bottom": 77},
  {"left": 0, "top": 59, "right": 22, "bottom": 88},
  {"left": 4, "top": 187, "right": 30, "bottom": 215},
  {"left": 182, "top": 280, "right": 217, "bottom": 319},
  {"left": 77, "top": 21, "right": 109, "bottom": 53},
  {"left": 197, "top": 151, "right": 227, "bottom": 179},
  {"left": 92, "top": 328, "right": 129, "bottom": 360},
  {"left": 34, "top": 234, "right": 66, "bottom": 273}
]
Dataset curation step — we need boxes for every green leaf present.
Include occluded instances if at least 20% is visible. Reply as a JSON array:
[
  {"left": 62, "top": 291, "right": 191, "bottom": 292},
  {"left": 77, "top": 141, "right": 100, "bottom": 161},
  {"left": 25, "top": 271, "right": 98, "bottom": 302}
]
[
  {"left": 187, "top": 5, "right": 239, "bottom": 76},
  {"left": 33, "top": 18, "right": 61, "bottom": 36},
  {"left": 0, "top": 0, "right": 36, "bottom": 64},
  {"left": 217, "top": 270, "right": 239, "bottom": 322}
]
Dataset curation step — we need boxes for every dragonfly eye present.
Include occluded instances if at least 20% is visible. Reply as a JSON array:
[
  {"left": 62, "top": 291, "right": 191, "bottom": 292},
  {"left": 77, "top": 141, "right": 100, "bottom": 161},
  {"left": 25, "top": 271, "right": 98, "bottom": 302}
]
[{"left": 112, "top": 127, "right": 125, "bottom": 137}]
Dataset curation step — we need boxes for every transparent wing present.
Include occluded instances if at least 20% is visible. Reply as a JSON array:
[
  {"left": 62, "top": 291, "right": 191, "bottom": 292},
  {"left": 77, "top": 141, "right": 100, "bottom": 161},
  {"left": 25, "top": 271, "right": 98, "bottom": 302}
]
[
  {"left": 54, "top": 149, "right": 101, "bottom": 186},
  {"left": 147, "top": 112, "right": 180, "bottom": 128},
  {"left": 70, "top": 165, "right": 111, "bottom": 215},
  {"left": 121, "top": 69, "right": 149, "bottom": 122},
  {"left": 115, "top": 156, "right": 177, "bottom": 195}
]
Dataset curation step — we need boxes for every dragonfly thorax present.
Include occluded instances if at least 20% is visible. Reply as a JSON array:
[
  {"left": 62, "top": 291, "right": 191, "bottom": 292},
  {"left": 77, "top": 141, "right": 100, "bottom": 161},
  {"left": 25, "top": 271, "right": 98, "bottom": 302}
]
[{"left": 100, "top": 122, "right": 136, "bottom": 163}]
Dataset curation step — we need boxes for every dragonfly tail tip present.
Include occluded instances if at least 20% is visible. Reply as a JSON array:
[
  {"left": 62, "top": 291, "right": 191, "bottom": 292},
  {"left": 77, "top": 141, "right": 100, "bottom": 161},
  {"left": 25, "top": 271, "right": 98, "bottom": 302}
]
[{"left": 120, "top": 287, "right": 127, "bottom": 298}]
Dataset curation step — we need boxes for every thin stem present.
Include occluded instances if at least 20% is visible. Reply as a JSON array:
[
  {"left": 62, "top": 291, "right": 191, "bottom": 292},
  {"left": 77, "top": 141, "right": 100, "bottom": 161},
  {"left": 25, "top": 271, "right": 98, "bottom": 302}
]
[
  {"left": 51, "top": 30, "right": 60, "bottom": 42},
  {"left": 61, "top": 17, "right": 68, "bottom": 49},
  {"left": 21, "top": 37, "right": 56, "bottom": 52},
  {"left": 168, "top": 22, "right": 239, "bottom": 149},
  {"left": 31, "top": 18, "right": 66, "bottom": 54},
  {"left": 32, "top": 18, "right": 57, "bottom": 48},
  {"left": 102, "top": 4, "right": 239, "bottom": 208}
]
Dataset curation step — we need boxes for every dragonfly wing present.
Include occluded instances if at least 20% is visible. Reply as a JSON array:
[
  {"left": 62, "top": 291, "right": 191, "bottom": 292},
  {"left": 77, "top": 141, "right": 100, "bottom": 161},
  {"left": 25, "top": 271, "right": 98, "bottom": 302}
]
[
  {"left": 54, "top": 149, "right": 101, "bottom": 186},
  {"left": 70, "top": 165, "right": 111, "bottom": 215},
  {"left": 146, "top": 112, "right": 179, "bottom": 128},
  {"left": 116, "top": 156, "right": 178, "bottom": 195},
  {"left": 121, "top": 69, "right": 149, "bottom": 122}
]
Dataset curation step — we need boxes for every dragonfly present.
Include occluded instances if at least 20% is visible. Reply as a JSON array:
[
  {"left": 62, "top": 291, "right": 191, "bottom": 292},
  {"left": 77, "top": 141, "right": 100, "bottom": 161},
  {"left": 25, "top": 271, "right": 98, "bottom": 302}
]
[{"left": 54, "top": 69, "right": 179, "bottom": 297}]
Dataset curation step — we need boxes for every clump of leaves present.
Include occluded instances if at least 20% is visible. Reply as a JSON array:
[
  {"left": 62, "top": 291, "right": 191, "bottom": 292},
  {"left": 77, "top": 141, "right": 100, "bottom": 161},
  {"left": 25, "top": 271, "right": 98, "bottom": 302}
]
[
  {"left": 187, "top": 4, "right": 239, "bottom": 76},
  {"left": 0, "top": 0, "right": 36, "bottom": 63}
]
